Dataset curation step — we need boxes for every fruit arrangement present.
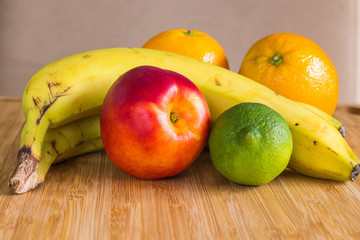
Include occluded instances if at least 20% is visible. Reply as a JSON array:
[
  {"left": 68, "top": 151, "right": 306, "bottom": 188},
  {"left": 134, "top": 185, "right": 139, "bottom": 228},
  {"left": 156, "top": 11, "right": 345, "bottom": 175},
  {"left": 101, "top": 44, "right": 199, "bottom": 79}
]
[{"left": 9, "top": 30, "right": 359, "bottom": 194}]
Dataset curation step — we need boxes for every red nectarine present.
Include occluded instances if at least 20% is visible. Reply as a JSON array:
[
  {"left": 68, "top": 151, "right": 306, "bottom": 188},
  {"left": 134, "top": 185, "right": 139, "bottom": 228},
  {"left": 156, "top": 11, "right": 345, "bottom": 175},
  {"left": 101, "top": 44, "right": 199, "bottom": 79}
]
[{"left": 100, "top": 65, "right": 211, "bottom": 179}]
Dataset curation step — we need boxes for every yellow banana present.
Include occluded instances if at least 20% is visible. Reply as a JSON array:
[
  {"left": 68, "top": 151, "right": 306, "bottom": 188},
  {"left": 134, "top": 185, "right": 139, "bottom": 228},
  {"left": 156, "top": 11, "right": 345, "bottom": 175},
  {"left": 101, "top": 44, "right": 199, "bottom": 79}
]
[
  {"left": 10, "top": 48, "right": 359, "bottom": 193},
  {"left": 297, "top": 101, "right": 345, "bottom": 137},
  {"left": 10, "top": 115, "right": 102, "bottom": 194}
]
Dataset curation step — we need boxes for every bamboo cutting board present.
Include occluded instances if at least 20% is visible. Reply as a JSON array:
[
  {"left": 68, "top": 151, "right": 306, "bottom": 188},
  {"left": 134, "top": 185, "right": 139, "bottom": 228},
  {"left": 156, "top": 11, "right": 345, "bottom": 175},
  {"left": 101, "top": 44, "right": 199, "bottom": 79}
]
[{"left": 1, "top": 97, "right": 360, "bottom": 240}]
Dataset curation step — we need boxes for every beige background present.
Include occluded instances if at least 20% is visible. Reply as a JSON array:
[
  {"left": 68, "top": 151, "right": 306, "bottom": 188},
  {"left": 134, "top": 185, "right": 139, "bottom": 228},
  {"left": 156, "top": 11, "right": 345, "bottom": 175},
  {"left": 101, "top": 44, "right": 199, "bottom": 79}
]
[{"left": 1, "top": 0, "right": 359, "bottom": 105}]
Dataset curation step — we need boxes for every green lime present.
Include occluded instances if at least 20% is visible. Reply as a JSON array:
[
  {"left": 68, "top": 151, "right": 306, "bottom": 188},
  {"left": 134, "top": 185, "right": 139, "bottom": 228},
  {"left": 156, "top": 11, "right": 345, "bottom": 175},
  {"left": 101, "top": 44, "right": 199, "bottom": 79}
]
[{"left": 209, "top": 102, "right": 293, "bottom": 185}]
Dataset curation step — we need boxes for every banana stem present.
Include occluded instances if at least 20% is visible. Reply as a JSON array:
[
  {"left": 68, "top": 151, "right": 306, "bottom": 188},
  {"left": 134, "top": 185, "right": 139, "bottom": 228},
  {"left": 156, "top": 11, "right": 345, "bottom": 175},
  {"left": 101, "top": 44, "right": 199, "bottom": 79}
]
[
  {"left": 9, "top": 117, "right": 51, "bottom": 193},
  {"left": 339, "top": 126, "right": 346, "bottom": 138},
  {"left": 351, "top": 164, "right": 360, "bottom": 181},
  {"left": 9, "top": 151, "right": 42, "bottom": 194}
]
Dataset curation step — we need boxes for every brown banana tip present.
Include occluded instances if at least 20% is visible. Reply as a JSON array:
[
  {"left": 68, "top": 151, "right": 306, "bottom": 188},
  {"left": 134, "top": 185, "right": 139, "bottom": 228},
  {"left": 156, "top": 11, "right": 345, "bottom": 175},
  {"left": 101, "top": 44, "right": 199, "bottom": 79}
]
[
  {"left": 351, "top": 164, "right": 360, "bottom": 182},
  {"left": 339, "top": 126, "right": 346, "bottom": 138},
  {"left": 9, "top": 151, "right": 41, "bottom": 194}
]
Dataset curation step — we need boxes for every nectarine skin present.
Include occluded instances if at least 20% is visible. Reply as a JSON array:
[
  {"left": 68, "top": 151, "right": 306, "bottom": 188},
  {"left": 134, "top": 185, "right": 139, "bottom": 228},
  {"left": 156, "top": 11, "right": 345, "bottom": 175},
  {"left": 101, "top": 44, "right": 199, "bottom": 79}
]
[{"left": 100, "top": 66, "right": 211, "bottom": 179}]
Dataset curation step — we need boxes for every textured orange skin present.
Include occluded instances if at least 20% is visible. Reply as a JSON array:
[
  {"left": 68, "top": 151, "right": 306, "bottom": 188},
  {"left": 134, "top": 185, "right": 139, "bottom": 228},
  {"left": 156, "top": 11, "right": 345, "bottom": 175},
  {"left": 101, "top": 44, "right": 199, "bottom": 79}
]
[
  {"left": 239, "top": 33, "right": 339, "bottom": 115},
  {"left": 142, "top": 29, "right": 229, "bottom": 69},
  {"left": 100, "top": 66, "right": 211, "bottom": 180}
]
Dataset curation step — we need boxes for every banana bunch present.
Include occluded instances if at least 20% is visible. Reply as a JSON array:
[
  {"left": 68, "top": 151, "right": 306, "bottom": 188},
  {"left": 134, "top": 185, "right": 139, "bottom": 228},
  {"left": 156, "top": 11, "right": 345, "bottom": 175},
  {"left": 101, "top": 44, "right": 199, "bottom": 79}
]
[{"left": 9, "top": 48, "right": 359, "bottom": 194}]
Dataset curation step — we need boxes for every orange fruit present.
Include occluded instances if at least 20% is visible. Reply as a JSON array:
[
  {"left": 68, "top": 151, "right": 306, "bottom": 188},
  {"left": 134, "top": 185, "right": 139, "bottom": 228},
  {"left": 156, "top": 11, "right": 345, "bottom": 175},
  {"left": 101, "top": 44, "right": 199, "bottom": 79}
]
[
  {"left": 142, "top": 29, "right": 229, "bottom": 69},
  {"left": 239, "top": 33, "right": 339, "bottom": 115}
]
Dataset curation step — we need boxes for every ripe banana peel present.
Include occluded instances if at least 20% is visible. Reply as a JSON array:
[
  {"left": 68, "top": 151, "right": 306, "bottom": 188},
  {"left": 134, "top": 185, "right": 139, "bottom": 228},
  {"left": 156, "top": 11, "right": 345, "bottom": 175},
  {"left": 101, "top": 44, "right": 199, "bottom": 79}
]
[{"left": 10, "top": 47, "right": 359, "bottom": 194}]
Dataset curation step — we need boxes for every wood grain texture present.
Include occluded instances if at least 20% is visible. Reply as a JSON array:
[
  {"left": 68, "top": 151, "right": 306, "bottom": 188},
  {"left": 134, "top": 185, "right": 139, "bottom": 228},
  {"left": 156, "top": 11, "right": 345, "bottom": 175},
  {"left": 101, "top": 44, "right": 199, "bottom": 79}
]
[{"left": 1, "top": 98, "right": 360, "bottom": 240}]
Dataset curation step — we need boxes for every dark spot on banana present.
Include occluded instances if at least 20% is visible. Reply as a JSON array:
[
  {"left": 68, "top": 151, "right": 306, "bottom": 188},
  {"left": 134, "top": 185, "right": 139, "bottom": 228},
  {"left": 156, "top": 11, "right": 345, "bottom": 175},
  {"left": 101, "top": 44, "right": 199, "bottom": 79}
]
[
  {"left": 214, "top": 78, "right": 222, "bottom": 86},
  {"left": 83, "top": 54, "right": 91, "bottom": 58},
  {"left": 32, "top": 97, "right": 41, "bottom": 108},
  {"left": 51, "top": 140, "right": 59, "bottom": 155},
  {"left": 326, "top": 147, "right": 338, "bottom": 156},
  {"left": 37, "top": 103, "right": 51, "bottom": 124},
  {"left": 63, "top": 86, "right": 71, "bottom": 93},
  {"left": 313, "top": 141, "right": 317, "bottom": 146},
  {"left": 48, "top": 83, "right": 53, "bottom": 97},
  {"left": 295, "top": 123, "right": 299, "bottom": 126},
  {"left": 48, "top": 82, "right": 61, "bottom": 87},
  {"left": 25, "top": 84, "right": 31, "bottom": 94},
  {"left": 75, "top": 141, "right": 85, "bottom": 147}
]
